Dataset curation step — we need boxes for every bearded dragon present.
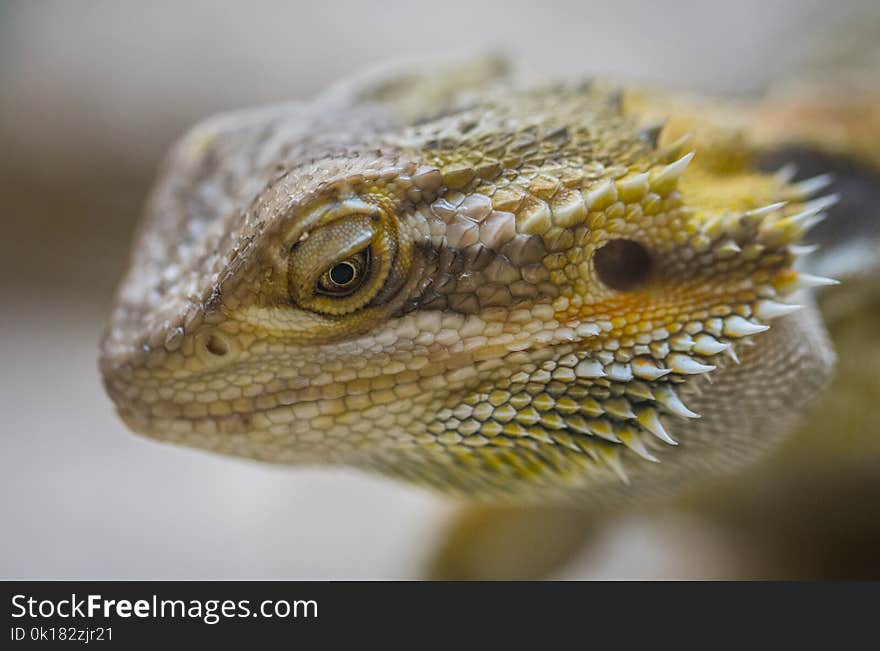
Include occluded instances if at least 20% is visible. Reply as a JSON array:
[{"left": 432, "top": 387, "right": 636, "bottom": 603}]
[{"left": 101, "top": 58, "right": 877, "bottom": 567}]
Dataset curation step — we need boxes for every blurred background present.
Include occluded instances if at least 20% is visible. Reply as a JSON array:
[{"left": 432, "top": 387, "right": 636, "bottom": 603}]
[{"left": 1, "top": 0, "right": 878, "bottom": 579}]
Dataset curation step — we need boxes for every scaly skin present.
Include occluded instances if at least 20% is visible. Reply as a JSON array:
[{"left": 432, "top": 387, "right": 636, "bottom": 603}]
[{"left": 101, "top": 60, "right": 838, "bottom": 503}]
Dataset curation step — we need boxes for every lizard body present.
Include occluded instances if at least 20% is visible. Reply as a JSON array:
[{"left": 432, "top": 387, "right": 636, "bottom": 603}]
[{"left": 101, "top": 59, "right": 840, "bottom": 504}]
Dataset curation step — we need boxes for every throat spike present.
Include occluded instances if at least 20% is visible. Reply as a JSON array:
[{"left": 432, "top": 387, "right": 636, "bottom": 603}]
[
  {"left": 636, "top": 407, "right": 678, "bottom": 446},
  {"left": 654, "top": 385, "right": 700, "bottom": 419}
]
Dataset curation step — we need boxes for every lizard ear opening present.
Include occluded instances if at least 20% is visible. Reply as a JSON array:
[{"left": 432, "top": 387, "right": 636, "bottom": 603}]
[{"left": 593, "top": 239, "right": 653, "bottom": 291}]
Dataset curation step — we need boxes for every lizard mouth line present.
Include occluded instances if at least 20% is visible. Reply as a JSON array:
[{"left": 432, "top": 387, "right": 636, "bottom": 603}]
[{"left": 113, "top": 328, "right": 765, "bottom": 478}]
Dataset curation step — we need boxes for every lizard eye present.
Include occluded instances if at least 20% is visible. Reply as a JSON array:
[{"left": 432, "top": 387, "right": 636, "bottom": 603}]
[
  {"left": 287, "top": 213, "right": 397, "bottom": 316},
  {"left": 316, "top": 250, "right": 370, "bottom": 296}
]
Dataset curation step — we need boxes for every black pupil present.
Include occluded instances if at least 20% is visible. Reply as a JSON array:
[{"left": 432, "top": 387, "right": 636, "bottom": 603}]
[
  {"left": 593, "top": 239, "right": 653, "bottom": 291},
  {"left": 329, "top": 262, "right": 356, "bottom": 286}
]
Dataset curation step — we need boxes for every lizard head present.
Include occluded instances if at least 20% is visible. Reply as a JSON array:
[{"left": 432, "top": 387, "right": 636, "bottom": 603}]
[{"left": 101, "top": 85, "right": 836, "bottom": 500}]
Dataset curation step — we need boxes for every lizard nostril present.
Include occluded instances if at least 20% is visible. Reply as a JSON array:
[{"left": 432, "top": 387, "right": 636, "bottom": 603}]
[
  {"left": 594, "top": 239, "right": 653, "bottom": 291},
  {"left": 205, "top": 334, "right": 229, "bottom": 357}
]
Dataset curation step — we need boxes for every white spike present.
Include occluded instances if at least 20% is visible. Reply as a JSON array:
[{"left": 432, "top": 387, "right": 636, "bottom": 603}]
[
  {"left": 745, "top": 201, "right": 788, "bottom": 218},
  {"left": 798, "top": 215, "right": 826, "bottom": 235},
  {"left": 692, "top": 334, "right": 729, "bottom": 356},
  {"left": 723, "top": 315, "right": 770, "bottom": 338},
  {"left": 778, "top": 272, "right": 840, "bottom": 294},
  {"left": 754, "top": 300, "right": 803, "bottom": 321},
  {"left": 716, "top": 240, "right": 742, "bottom": 257},
  {"left": 777, "top": 195, "right": 838, "bottom": 231},
  {"left": 786, "top": 209, "right": 826, "bottom": 231},
  {"left": 631, "top": 357, "right": 672, "bottom": 381},
  {"left": 761, "top": 208, "right": 825, "bottom": 244},
  {"left": 723, "top": 345, "right": 740, "bottom": 364},
  {"left": 650, "top": 151, "right": 695, "bottom": 193},
  {"left": 802, "top": 193, "right": 840, "bottom": 213},
  {"left": 636, "top": 407, "right": 677, "bottom": 446},
  {"left": 791, "top": 173, "right": 834, "bottom": 198},
  {"left": 617, "top": 426, "right": 659, "bottom": 462},
  {"left": 789, "top": 243, "right": 819, "bottom": 257},
  {"left": 798, "top": 273, "right": 839, "bottom": 289},
  {"left": 654, "top": 384, "right": 700, "bottom": 419},
  {"left": 668, "top": 352, "right": 716, "bottom": 375}
]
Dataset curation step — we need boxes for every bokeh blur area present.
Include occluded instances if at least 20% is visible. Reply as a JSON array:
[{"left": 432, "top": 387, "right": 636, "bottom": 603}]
[{"left": 1, "top": 0, "right": 878, "bottom": 579}]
